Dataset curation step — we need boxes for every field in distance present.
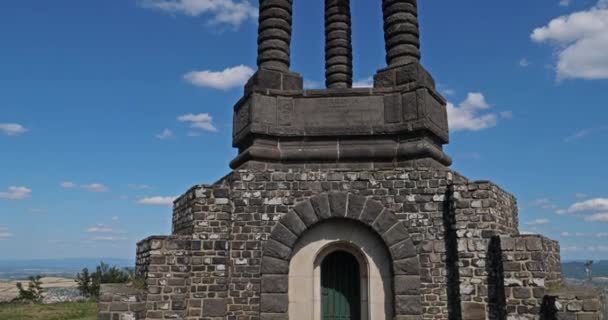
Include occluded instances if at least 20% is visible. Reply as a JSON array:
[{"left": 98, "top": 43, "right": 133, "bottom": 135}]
[
  {"left": 0, "top": 301, "right": 96, "bottom": 320},
  {"left": 0, "top": 277, "right": 78, "bottom": 303}
]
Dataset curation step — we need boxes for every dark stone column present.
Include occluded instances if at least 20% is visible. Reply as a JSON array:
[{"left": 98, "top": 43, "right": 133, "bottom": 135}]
[
  {"left": 257, "top": 0, "right": 293, "bottom": 71},
  {"left": 325, "top": 0, "right": 353, "bottom": 88},
  {"left": 382, "top": 0, "right": 421, "bottom": 67}
]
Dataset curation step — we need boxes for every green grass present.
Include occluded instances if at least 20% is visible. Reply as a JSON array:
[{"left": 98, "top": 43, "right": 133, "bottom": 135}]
[{"left": 0, "top": 301, "right": 96, "bottom": 320}]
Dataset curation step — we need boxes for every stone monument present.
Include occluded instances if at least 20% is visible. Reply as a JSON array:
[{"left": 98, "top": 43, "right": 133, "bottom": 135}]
[{"left": 99, "top": 1, "right": 606, "bottom": 319}]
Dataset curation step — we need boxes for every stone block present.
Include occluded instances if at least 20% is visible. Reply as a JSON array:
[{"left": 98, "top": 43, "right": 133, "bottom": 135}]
[
  {"left": 270, "top": 223, "right": 298, "bottom": 248},
  {"left": 372, "top": 210, "right": 399, "bottom": 235},
  {"left": 462, "top": 302, "right": 486, "bottom": 320},
  {"left": 576, "top": 313, "right": 599, "bottom": 320},
  {"left": 264, "top": 239, "right": 292, "bottom": 261},
  {"left": 513, "top": 287, "right": 531, "bottom": 299},
  {"left": 281, "top": 211, "right": 307, "bottom": 236},
  {"left": 262, "top": 275, "right": 288, "bottom": 293},
  {"left": 391, "top": 239, "right": 417, "bottom": 261},
  {"left": 260, "top": 294, "right": 288, "bottom": 313},
  {"left": 360, "top": 199, "right": 384, "bottom": 225},
  {"left": 261, "top": 313, "right": 289, "bottom": 320},
  {"left": 346, "top": 194, "right": 366, "bottom": 219},
  {"left": 328, "top": 192, "right": 348, "bottom": 217},
  {"left": 310, "top": 194, "right": 331, "bottom": 220},
  {"left": 383, "top": 222, "right": 409, "bottom": 247},
  {"left": 293, "top": 200, "right": 318, "bottom": 227},
  {"left": 395, "top": 295, "right": 421, "bottom": 315},
  {"left": 203, "top": 299, "right": 226, "bottom": 317},
  {"left": 526, "top": 237, "right": 543, "bottom": 251},
  {"left": 261, "top": 256, "right": 289, "bottom": 274},
  {"left": 393, "top": 256, "right": 419, "bottom": 275},
  {"left": 394, "top": 275, "right": 420, "bottom": 295},
  {"left": 583, "top": 299, "right": 599, "bottom": 311}
]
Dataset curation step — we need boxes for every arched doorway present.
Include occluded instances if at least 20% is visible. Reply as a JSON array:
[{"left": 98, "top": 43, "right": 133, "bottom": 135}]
[{"left": 321, "top": 251, "right": 361, "bottom": 320}]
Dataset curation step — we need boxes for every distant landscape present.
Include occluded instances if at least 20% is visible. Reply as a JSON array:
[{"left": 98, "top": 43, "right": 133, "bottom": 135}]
[
  {"left": 0, "top": 258, "right": 605, "bottom": 280},
  {"left": 0, "top": 258, "right": 133, "bottom": 280}
]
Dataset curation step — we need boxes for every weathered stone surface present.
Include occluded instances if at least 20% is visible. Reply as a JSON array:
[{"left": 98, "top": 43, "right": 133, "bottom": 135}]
[
  {"left": 310, "top": 194, "right": 331, "bottom": 220},
  {"left": 261, "top": 256, "right": 289, "bottom": 274},
  {"left": 346, "top": 194, "right": 366, "bottom": 219},
  {"left": 328, "top": 192, "right": 348, "bottom": 217},
  {"left": 293, "top": 200, "right": 318, "bottom": 226},
  {"left": 203, "top": 299, "right": 226, "bottom": 317},
  {"left": 360, "top": 199, "right": 384, "bottom": 225},
  {"left": 260, "top": 294, "right": 288, "bottom": 313},
  {"left": 269, "top": 222, "right": 298, "bottom": 248},
  {"left": 281, "top": 211, "right": 307, "bottom": 236},
  {"left": 462, "top": 302, "right": 486, "bottom": 320},
  {"left": 262, "top": 275, "right": 288, "bottom": 293},
  {"left": 373, "top": 209, "right": 399, "bottom": 235},
  {"left": 264, "top": 239, "right": 292, "bottom": 261},
  {"left": 396, "top": 295, "right": 421, "bottom": 315}
]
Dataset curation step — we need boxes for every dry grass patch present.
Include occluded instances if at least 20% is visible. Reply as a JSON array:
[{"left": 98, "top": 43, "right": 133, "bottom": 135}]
[{"left": 0, "top": 301, "right": 96, "bottom": 320}]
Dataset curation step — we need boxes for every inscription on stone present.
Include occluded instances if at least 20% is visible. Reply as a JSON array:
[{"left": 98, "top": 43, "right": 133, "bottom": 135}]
[
  {"left": 234, "top": 103, "right": 250, "bottom": 134},
  {"left": 293, "top": 96, "right": 384, "bottom": 128}
]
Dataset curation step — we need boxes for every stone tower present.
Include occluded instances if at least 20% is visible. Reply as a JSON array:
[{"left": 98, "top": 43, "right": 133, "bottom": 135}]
[{"left": 99, "top": 1, "right": 607, "bottom": 320}]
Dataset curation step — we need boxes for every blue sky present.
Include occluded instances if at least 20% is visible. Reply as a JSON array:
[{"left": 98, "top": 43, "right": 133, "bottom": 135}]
[{"left": 1, "top": 0, "right": 607, "bottom": 260}]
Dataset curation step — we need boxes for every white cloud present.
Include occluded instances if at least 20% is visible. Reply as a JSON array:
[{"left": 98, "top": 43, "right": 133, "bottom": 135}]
[
  {"left": 0, "top": 226, "right": 13, "bottom": 240},
  {"left": 561, "top": 245, "right": 580, "bottom": 252},
  {"left": 138, "top": 196, "right": 176, "bottom": 206},
  {"left": 111, "top": 216, "right": 119, "bottom": 221},
  {"left": 519, "top": 58, "right": 531, "bottom": 67},
  {"left": 596, "top": 232, "right": 608, "bottom": 237},
  {"left": 61, "top": 181, "right": 109, "bottom": 192},
  {"left": 92, "top": 236, "right": 128, "bottom": 242},
  {"left": 139, "top": 0, "right": 257, "bottom": 27},
  {"left": 156, "top": 128, "right": 174, "bottom": 140},
  {"left": 0, "top": 123, "right": 27, "bottom": 136},
  {"left": 0, "top": 186, "right": 31, "bottom": 200},
  {"left": 87, "top": 225, "right": 115, "bottom": 233},
  {"left": 528, "top": 198, "right": 558, "bottom": 210},
  {"left": 564, "top": 126, "right": 608, "bottom": 143},
  {"left": 61, "top": 181, "right": 77, "bottom": 188},
  {"left": 526, "top": 218, "right": 550, "bottom": 226},
  {"left": 560, "top": 0, "right": 571, "bottom": 7},
  {"left": 563, "top": 198, "right": 608, "bottom": 214},
  {"left": 585, "top": 212, "right": 608, "bottom": 222},
  {"left": 560, "top": 231, "right": 586, "bottom": 237},
  {"left": 352, "top": 77, "right": 374, "bottom": 88},
  {"left": 588, "top": 245, "right": 608, "bottom": 252},
  {"left": 178, "top": 113, "right": 217, "bottom": 132},
  {"left": 447, "top": 93, "right": 508, "bottom": 131},
  {"left": 129, "top": 184, "right": 151, "bottom": 190},
  {"left": 531, "top": 1, "right": 608, "bottom": 79},
  {"left": 81, "top": 183, "right": 109, "bottom": 193},
  {"left": 184, "top": 65, "right": 254, "bottom": 90},
  {"left": 576, "top": 192, "right": 588, "bottom": 199}
]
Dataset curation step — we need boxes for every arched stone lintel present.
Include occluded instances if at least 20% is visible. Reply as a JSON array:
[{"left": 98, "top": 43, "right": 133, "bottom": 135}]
[{"left": 260, "top": 192, "right": 422, "bottom": 318}]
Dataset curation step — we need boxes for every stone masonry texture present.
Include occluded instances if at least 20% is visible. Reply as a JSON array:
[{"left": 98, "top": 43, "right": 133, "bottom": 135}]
[
  {"left": 99, "top": 160, "right": 606, "bottom": 320},
  {"left": 98, "top": 0, "right": 607, "bottom": 319}
]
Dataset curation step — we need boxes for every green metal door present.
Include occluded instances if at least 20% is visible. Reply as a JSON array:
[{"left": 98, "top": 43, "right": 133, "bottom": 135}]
[{"left": 321, "top": 251, "right": 361, "bottom": 320}]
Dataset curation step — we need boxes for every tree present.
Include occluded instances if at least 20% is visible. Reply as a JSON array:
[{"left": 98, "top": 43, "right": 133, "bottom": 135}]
[
  {"left": 15, "top": 275, "right": 43, "bottom": 303},
  {"left": 75, "top": 261, "right": 132, "bottom": 298},
  {"left": 75, "top": 268, "right": 95, "bottom": 298}
]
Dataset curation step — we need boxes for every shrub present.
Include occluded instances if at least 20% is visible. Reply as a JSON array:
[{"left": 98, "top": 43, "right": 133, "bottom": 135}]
[
  {"left": 14, "top": 275, "right": 44, "bottom": 303},
  {"left": 75, "top": 261, "right": 135, "bottom": 298}
]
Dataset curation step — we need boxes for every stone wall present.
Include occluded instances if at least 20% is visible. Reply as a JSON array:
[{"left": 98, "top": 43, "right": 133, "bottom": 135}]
[
  {"left": 136, "top": 235, "right": 191, "bottom": 319},
  {"left": 449, "top": 180, "right": 519, "bottom": 319},
  {"left": 98, "top": 284, "right": 145, "bottom": 320},
  {"left": 541, "top": 288, "right": 605, "bottom": 320},
  {"left": 500, "top": 235, "right": 561, "bottom": 319},
  {"left": 111, "top": 161, "right": 559, "bottom": 320}
]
